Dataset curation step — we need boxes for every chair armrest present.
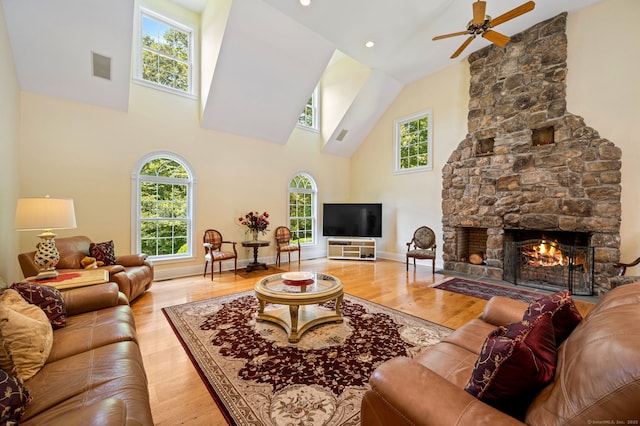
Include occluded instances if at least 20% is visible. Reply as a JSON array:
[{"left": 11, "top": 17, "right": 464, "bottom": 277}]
[
  {"left": 364, "top": 357, "right": 524, "bottom": 426},
  {"left": 102, "top": 264, "right": 126, "bottom": 274},
  {"left": 614, "top": 256, "right": 640, "bottom": 276},
  {"left": 115, "top": 253, "right": 148, "bottom": 267},
  {"left": 480, "top": 296, "right": 528, "bottom": 326},
  {"left": 61, "top": 282, "right": 125, "bottom": 316}
]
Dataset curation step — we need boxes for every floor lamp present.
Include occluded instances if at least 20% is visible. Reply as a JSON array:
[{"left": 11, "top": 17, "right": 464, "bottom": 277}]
[{"left": 15, "top": 196, "right": 77, "bottom": 280}]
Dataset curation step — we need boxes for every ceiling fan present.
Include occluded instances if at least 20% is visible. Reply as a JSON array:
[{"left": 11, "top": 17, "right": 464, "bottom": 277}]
[{"left": 433, "top": 1, "right": 536, "bottom": 59}]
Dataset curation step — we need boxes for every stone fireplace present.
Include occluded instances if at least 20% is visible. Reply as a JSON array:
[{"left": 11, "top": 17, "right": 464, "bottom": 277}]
[{"left": 441, "top": 13, "right": 621, "bottom": 295}]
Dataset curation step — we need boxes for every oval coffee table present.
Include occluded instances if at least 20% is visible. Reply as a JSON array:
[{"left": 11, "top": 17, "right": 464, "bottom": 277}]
[{"left": 254, "top": 273, "right": 344, "bottom": 343}]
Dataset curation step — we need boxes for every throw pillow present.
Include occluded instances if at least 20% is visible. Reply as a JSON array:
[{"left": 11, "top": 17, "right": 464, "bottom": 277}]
[
  {"left": 523, "top": 291, "right": 582, "bottom": 346},
  {"left": 10, "top": 282, "right": 67, "bottom": 329},
  {"left": 0, "top": 368, "right": 30, "bottom": 424},
  {"left": 89, "top": 240, "right": 117, "bottom": 266},
  {"left": 0, "top": 289, "right": 54, "bottom": 381},
  {"left": 465, "top": 313, "right": 557, "bottom": 418}
]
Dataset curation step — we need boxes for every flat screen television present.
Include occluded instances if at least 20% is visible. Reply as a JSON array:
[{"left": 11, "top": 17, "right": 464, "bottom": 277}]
[{"left": 322, "top": 203, "right": 382, "bottom": 238}]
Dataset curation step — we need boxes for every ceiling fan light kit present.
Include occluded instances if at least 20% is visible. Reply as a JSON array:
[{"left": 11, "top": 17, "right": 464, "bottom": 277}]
[{"left": 433, "top": 0, "right": 536, "bottom": 59}]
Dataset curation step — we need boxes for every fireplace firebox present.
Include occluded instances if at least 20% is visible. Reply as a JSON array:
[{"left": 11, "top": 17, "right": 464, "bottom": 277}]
[{"left": 504, "top": 230, "right": 594, "bottom": 295}]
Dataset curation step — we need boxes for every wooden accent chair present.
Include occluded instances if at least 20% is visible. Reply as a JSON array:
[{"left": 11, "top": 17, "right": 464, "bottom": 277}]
[
  {"left": 274, "top": 226, "right": 301, "bottom": 268},
  {"left": 406, "top": 226, "right": 436, "bottom": 274},
  {"left": 203, "top": 229, "right": 237, "bottom": 280}
]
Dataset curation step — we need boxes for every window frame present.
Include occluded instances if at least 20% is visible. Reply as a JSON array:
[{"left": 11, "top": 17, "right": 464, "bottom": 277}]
[
  {"left": 288, "top": 173, "right": 317, "bottom": 246},
  {"left": 297, "top": 86, "right": 319, "bottom": 131},
  {"left": 393, "top": 109, "right": 433, "bottom": 174},
  {"left": 131, "top": 152, "right": 196, "bottom": 263},
  {"left": 134, "top": 7, "right": 197, "bottom": 99}
]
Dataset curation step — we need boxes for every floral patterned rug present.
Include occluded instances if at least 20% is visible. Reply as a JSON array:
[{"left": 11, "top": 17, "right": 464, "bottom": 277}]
[
  {"left": 434, "top": 278, "right": 545, "bottom": 303},
  {"left": 163, "top": 291, "right": 452, "bottom": 426}
]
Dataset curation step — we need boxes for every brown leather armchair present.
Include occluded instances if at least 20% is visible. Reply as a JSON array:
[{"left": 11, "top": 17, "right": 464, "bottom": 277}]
[{"left": 18, "top": 236, "right": 153, "bottom": 302}]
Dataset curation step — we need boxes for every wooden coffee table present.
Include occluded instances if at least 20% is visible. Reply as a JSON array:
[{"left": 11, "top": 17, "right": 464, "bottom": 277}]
[{"left": 254, "top": 272, "right": 344, "bottom": 343}]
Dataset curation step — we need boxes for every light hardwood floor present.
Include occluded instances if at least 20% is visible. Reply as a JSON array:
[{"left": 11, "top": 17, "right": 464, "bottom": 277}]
[{"left": 130, "top": 257, "right": 594, "bottom": 425}]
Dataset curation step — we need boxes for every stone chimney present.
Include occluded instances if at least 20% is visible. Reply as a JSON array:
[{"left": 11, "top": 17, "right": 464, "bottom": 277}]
[{"left": 441, "top": 13, "right": 621, "bottom": 294}]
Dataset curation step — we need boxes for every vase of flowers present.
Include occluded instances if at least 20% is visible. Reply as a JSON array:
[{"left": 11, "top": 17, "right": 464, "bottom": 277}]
[{"left": 238, "top": 211, "right": 270, "bottom": 240}]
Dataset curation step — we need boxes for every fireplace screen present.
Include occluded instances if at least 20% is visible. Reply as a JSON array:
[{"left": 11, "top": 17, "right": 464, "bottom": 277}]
[{"left": 506, "top": 239, "right": 594, "bottom": 295}]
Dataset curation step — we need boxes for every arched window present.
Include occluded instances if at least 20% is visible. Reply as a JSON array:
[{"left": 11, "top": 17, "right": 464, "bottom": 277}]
[
  {"left": 288, "top": 173, "right": 317, "bottom": 245},
  {"left": 132, "top": 153, "right": 194, "bottom": 260}
]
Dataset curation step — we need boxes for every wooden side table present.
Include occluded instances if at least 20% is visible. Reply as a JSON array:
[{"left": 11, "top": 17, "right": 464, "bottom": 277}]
[
  {"left": 26, "top": 269, "right": 109, "bottom": 290},
  {"left": 241, "top": 240, "right": 270, "bottom": 272}
]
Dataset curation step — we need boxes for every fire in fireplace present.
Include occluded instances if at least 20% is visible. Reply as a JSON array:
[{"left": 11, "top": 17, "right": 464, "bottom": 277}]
[{"left": 504, "top": 230, "right": 594, "bottom": 295}]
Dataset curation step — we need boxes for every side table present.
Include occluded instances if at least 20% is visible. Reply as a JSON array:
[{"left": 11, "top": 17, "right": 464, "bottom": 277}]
[
  {"left": 25, "top": 269, "right": 109, "bottom": 291},
  {"left": 241, "top": 240, "right": 270, "bottom": 272}
]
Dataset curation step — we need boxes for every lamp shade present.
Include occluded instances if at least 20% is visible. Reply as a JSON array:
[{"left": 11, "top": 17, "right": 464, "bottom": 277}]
[{"left": 14, "top": 197, "right": 77, "bottom": 231}]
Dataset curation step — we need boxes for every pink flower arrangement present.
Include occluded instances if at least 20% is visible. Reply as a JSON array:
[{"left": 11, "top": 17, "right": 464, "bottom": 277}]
[{"left": 238, "top": 211, "right": 270, "bottom": 235}]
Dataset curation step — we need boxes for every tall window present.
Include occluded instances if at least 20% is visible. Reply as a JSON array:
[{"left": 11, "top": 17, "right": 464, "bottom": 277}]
[
  {"left": 138, "top": 9, "right": 192, "bottom": 94},
  {"left": 133, "top": 153, "right": 194, "bottom": 260},
  {"left": 288, "top": 173, "right": 317, "bottom": 245},
  {"left": 298, "top": 86, "right": 318, "bottom": 130},
  {"left": 394, "top": 109, "right": 433, "bottom": 173}
]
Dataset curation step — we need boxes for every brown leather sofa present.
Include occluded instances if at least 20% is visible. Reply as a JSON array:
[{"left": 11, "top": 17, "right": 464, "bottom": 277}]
[
  {"left": 20, "top": 282, "right": 153, "bottom": 425},
  {"left": 18, "top": 236, "right": 153, "bottom": 302},
  {"left": 362, "top": 282, "right": 640, "bottom": 425}
]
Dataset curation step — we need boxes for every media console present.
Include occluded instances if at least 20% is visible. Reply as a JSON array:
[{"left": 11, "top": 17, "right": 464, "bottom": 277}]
[{"left": 326, "top": 238, "right": 376, "bottom": 261}]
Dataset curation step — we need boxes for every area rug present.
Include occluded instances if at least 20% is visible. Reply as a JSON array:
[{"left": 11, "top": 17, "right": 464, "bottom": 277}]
[
  {"left": 434, "top": 278, "right": 545, "bottom": 303},
  {"left": 163, "top": 291, "right": 452, "bottom": 425}
]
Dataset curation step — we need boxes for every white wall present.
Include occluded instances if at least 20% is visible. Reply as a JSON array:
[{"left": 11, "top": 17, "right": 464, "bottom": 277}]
[
  {"left": 351, "top": 0, "right": 640, "bottom": 274},
  {"left": 565, "top": 0, "right": 640, "bottom": 272},
  {"left": 351, "top": 60, "right": 469, "bottom": 265},
  {"left": 0, "top": 3, "right": 20, "bottom": 282},
  {"left": 16, "top": 82, "right": 350, "bottom": 279}
]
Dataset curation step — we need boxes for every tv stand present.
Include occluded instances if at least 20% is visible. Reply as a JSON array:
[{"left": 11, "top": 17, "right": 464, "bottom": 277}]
[{"left": 327, "top": 238, "right": 376, "bottom": 261}]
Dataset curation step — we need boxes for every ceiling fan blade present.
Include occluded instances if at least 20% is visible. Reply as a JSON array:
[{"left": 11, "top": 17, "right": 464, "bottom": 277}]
[
  {"left": 451, "top": 36, "right": 475, "bottom": 59},
  {"left": 472, "top": 1, "right": 487, "bottom": 25},
  {"left": 482, "top": 30, "right": 510, "bottom": 47},
  {"left": 433, "top": 30, "right": 470, "bottom": 41},
  {"left": 489, "top": 1, "right": 535, "bottom": 28}
]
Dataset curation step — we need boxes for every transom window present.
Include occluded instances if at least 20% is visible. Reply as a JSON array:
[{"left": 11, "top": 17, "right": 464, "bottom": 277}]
[
  {"left": 394, "top": 109, "right": 433, "bottom": 173},
  {"left": 133, "top": 153, "right": 194, "bottom": 260},
  {"left": 288, "top": 173, "right": 317, "bottom": 245},
  {"left": 138, "top": 9, "right": 192, "bottom": 94},
  {"left": 298, "top": 87, "right": 319, "bottom": 130}
]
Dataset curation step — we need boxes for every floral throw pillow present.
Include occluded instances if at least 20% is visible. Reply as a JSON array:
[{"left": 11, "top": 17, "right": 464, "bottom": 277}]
[
  {"left": 523, "top": 291, "right": 582, "bottom": 346},
  {"left": 10, "top": 282, "right": 67, "bottom": 329},
  {"left": 0, "top": 368, "right": 30, "bottom": 424},
  {"left": 89, "top": 240, "right": 117, "bottom": 266},
  {"left": 465, "top": 313, "right": 557, "bottom": 419}
]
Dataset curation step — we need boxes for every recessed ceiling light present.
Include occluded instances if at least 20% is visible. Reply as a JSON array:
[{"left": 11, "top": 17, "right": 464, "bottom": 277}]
[
  {"left": 300, "top": 0, "right": 311, "bottom": 6},
  {"left": 365, "top": 41, "right": 375, "bottom": 48}
]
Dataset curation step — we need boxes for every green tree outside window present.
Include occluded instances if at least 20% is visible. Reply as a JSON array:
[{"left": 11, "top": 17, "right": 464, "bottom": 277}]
[
  {"left": 288, "top": 174, "right": 316, "bottom": 244},
  {"left": 138, "top": 157, "right": 191, "bottom": 258}
]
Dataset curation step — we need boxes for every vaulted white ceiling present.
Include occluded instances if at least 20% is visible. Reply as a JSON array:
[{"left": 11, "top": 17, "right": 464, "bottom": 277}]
[{"left": 2, "top": 0, "right": 603, "bottom": 157}]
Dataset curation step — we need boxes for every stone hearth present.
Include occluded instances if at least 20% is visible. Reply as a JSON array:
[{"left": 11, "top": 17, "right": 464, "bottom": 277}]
[{"left": 441, "top": 13, "right": 621, "bottom": 295}]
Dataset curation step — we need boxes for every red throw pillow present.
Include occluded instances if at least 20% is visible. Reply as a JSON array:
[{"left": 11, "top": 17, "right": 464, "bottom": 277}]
[
  {"left": 523, "top": 291, "right": 582, "bottom": 346},
  {"left": 89, "top": 240, "right": 117, "bottom": 265},
  {"left": 0, "top": 368, "right": 30, "bottom": 424},
  {"left": 465, "top": 314, "right": 557, "bottom": 419},
  {"left": 10, "top": 282, "right": 67, "bottom": 329}
]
